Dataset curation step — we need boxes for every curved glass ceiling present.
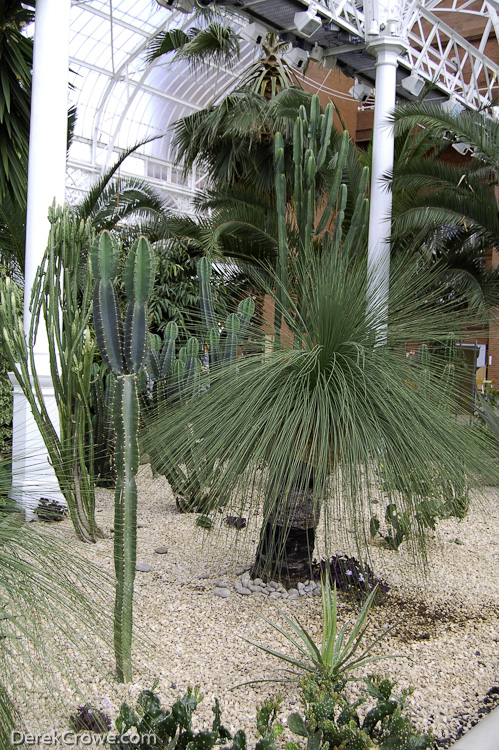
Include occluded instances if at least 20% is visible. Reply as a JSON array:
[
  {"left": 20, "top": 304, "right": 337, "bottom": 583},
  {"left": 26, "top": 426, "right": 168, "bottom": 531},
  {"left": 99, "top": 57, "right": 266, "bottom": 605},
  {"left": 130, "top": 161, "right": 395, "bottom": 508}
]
[{"left": 67, "top": 0, "right": 261, "bottom": 210}]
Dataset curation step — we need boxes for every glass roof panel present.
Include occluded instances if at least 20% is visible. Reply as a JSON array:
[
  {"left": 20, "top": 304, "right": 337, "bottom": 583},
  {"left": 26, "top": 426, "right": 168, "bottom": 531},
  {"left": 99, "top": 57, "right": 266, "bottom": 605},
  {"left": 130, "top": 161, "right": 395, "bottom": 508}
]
[{"left": 68, "top": 0, "right": 257, "bottom": 202}]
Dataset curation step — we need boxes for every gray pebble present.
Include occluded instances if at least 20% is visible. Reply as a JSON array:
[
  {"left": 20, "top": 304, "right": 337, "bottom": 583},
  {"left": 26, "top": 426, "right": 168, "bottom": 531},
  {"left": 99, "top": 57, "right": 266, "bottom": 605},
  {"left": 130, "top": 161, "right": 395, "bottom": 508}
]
[
  {"left": 253, "top": 578, "right": 264, "bottom": 585},
  {"left": 215, "top": 578, "right": 228, "bottom": 587},
  {"left": 288, "top": 588, "right": 299, "bottom": 596},
  {"left": 304, "top": 583, "right": 315, "bottom": 592},
  {"left": 238, "top": 586, "right": 253, "bottom": 595},
  {"left": 154, "top": 547, "right": 168, "bottom": 555},
  {"left": 269, "top": 591, "right": 282, "bottom": 599},
  {"left": 137, "top": 522, "right": 148, "bottom": 528},
  {"left": 313, "top": 587, "right": 322, "bottom": 596},
  {"left": 244, "top": 563, "right": 252, "bottom": 571},
  {"left": 268, "top": 581, "right": 279, "bottom": 590},
  {"left": 213, "top": 587, "right": 230, "bottom": 598},
  {"left": 236, "top": 567, "right": 247, "bottom": 575},
  {"left": 288, "top": 591, "right": 299, "bottom": 600},
  {"left": 136, "top": 563, "right": 151, "bottom": 572}
]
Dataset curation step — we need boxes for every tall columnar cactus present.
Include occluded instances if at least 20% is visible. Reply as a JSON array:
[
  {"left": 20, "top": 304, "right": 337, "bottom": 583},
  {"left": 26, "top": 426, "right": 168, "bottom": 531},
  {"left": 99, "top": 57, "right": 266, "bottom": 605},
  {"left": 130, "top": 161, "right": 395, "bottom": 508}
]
[
  {"left": 92, "top": 230, "right": 155, "bottom": 683},
  {"left": 273, "top": 96, "right": 369, "bottom": 347},
  {"left": 0, "top": 204, "right": 102, "bottom": 541}
]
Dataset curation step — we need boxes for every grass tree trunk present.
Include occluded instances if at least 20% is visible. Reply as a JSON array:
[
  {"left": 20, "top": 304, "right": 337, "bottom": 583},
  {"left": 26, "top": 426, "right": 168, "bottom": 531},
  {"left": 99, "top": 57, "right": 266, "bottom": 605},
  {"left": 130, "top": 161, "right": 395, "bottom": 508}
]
[{"left": 251, "top": 467, "right": 319, "bottom": 587}]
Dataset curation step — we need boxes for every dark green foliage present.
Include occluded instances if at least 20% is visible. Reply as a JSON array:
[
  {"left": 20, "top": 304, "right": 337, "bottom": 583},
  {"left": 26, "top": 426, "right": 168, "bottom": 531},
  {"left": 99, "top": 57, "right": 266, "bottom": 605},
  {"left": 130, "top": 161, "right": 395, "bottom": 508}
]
[
  {"left": 110, "top": 687, "right": 234, "bottom": 750},
  {"left": 287, "top": 672, "right": 432, "bottom": 750},
  {"left": 0, "top": 1, "right": 34, "bottom": 207}
]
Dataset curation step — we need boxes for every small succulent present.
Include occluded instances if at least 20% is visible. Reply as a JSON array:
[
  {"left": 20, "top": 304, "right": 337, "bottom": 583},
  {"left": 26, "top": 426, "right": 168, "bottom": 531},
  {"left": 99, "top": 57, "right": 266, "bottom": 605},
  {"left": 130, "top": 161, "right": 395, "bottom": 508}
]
[
  {"left": 196, "top": 515, "right": 214, "bottom": 529},
  {"left": 69, "top": 704, "right": 111, "bottom": 733},
  {"left": 35, "top": 497, "right": 68, "bottom": 522}
]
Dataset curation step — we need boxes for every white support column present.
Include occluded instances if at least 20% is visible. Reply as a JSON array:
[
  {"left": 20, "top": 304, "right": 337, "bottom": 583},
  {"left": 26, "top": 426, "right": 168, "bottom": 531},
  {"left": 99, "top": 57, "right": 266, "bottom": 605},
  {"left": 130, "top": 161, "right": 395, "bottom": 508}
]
[
  {"left": 10, "top": 0, "right": 71, "bottom": 517},
  {"left": 366, "top": 37, "right": 406, "bottom": 335}
]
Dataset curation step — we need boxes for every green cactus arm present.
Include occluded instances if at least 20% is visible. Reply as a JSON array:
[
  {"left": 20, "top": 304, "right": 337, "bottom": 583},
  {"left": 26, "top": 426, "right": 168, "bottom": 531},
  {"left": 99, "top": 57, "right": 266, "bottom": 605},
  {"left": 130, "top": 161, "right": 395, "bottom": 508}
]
[
  {"left": 124, "top": 300, "right": 148, "bottom": 374},
  {"left": 198, "top": 256, "right": 218, "bottom": 337},
  {"left": 91, "top": 230, "right": 119, "bottom": 284},
  {"left": 308, "top": 94, "right": 321, "bottom": 150},
  {"left": 125, "top": 236, "right": 156, "bottom": 307},
  {"left": 185, "top": 337, "right": 200, "bottom": 382},
  {"left": 172, "top": 358, "right": 186, "bottom": 395},
  {"left": 93, "top": 231, "right": 125, "bottom": 375},
  {"left": 124, "top": 238, "right": 155, "bottom": 374},
  {"left": 208, "top": 328, "right": 221, "bottom": 368},
  {"left": 316, "top": 103, "right": 334, "bottom": 170},
  {"left": 112, "top": 374, "right": 139, "bottom": 683},
  {"left": 236, "top": 297, "right": 255, "bottom": 342},
  {"left": 223, "top": 314, "right": 240, "bottom": 362},
  {"left": 93, "top": 278, "right": 124, "bottom": 375},
  {"left": 159, "top": 320, "right": 179, "bottom": 379},
  {"left": 274, "top": 132, "right": 289, "bottom": 347},
  {"left": 315, "top": 129, "right": 350, "bottom": 236},
  {"left": 293, "top": 117, "right": 304, "bottom": 230}
]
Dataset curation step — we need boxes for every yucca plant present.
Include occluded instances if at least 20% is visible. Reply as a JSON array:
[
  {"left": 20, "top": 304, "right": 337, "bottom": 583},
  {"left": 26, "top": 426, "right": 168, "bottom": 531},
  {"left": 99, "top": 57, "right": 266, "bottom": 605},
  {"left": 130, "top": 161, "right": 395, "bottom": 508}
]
[{"left": 243, "top": 577, "right": 396, "bottom": 686}]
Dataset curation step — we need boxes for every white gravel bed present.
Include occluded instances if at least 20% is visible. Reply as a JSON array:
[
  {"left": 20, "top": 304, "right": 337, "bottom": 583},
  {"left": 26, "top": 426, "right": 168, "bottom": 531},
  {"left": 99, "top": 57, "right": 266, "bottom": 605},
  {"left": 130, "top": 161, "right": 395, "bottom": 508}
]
[{"left": 15, "top": 466, "right": 499, "bottom": 748}]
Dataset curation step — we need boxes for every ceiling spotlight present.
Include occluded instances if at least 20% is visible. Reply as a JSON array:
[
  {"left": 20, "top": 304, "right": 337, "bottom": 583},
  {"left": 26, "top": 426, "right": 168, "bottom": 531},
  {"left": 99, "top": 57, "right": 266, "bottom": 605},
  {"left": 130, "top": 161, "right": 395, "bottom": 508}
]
[
  {"left": 239, "top": 22, "right": 268, "bottom": 46},
  {"left": 294, "top": 6, "right": 323, "bottom": 37},
  {"left": 283, "top": 47, "right": 309, "bottom": 70},
  {"left": 452, "top": 141, "right": 471, "bottom": 155},
  {"left": 349, "top": 81, "right": 374, "bottom": 102},
  {"left": 324, "top": 54, "right": 337, "bottom": 69},
  {"left": 155, "top": 0, "right": 195, "bottom": 11},
  {"left": 401, "top": 71, "right": 425, "bottom": 97},
  {"left": 441, "top": 96, "right": 465, "bottom": 116},
  {"left": 309, "top": 43, "right": 324, "bottom": 62}
]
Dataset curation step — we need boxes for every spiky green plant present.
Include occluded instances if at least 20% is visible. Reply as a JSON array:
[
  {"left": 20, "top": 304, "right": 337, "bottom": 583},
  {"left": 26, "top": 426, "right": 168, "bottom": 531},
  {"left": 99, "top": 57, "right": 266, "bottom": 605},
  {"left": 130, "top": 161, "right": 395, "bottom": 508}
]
[
  {"left": 0, "top": 204, "right": 103, "bottom": 541},
  {"left": 243, "top": 577, "right": 396, "bottom": 685},
  {"left": 92, "top": 230, "right": 155, "bottom": 682}
]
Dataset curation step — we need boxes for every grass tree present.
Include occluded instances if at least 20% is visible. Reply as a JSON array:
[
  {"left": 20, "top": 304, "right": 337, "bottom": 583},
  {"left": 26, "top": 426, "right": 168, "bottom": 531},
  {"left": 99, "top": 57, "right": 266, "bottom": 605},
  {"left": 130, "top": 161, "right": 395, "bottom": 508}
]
[{"left": 143, "top": 97, "right": 496, "bottom": 585}]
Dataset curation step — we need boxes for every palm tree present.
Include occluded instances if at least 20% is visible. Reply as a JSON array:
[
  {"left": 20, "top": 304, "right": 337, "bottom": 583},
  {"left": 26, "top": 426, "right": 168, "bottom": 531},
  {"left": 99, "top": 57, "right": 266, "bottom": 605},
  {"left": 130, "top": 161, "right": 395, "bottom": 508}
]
[
  {"left": 149, "top": 22, "right": 357, "bottom": 268},
  {"left": 0, "top": 0, "right": 33, "bottom": 208},
  {"left": 389, "top": 102, "right": 499, "bottom": 311},
  {"left": 143, "top": 100, "right": 496, "bottom": 585}
]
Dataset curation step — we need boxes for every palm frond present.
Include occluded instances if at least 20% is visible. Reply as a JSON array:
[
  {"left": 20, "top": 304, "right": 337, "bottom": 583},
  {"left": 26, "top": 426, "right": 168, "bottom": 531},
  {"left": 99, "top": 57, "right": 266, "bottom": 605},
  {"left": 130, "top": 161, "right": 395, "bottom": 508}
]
[{"left": 147, "top": 23, "right": 240, "bottom": 70}]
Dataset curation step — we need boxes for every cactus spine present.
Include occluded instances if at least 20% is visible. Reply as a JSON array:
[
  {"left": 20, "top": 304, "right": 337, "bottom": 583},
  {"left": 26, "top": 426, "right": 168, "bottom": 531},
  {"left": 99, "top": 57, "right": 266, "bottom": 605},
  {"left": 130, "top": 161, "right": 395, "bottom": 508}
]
[{"left": 92, "top": 231, "right": 155, "bottom": 682}]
